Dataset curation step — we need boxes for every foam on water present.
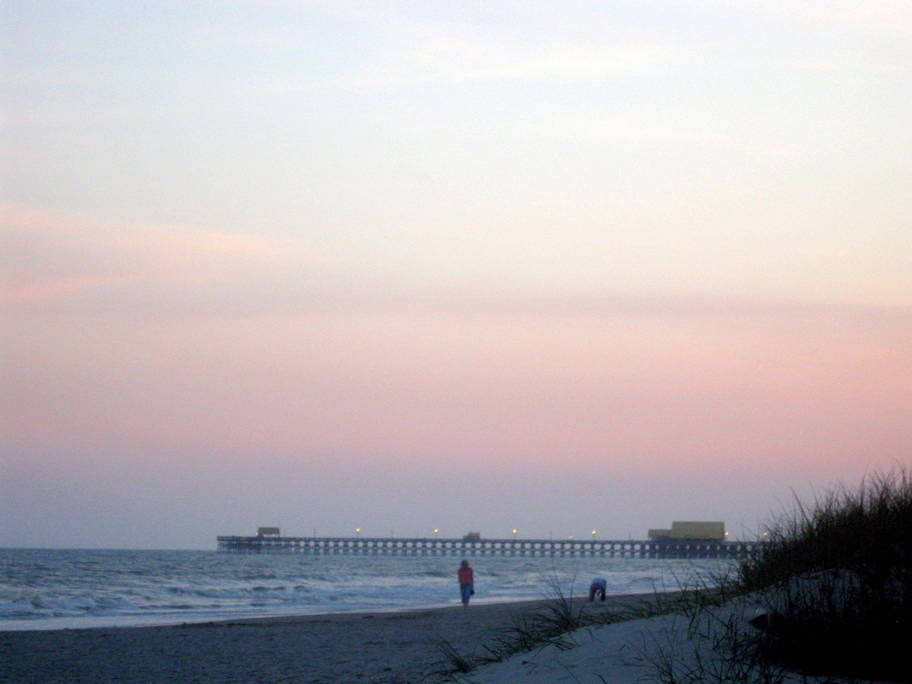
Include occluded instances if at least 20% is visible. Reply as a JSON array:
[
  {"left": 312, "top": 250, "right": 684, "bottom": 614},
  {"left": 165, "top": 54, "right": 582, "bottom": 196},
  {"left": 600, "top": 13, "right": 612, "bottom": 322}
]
[{"left": 0, "top": 548, "right": 732, "bottom": 631}]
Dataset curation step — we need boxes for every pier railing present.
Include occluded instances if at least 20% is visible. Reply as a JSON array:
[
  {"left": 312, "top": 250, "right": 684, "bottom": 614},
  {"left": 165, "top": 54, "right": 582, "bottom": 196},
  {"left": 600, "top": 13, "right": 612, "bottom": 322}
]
[{"left": 216, "top": 535, "right": 759, "bottom": 559}]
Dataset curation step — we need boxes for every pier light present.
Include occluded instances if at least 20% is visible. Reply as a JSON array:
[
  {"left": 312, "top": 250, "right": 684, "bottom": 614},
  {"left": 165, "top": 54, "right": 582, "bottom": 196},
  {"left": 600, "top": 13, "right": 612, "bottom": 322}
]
[
  {"left": 591, "top": 530, "right": 598, "bottom": 538},
  {"left": 355, "top": 527, "right": 361, "bottom": 538},
  {"left": 512, "top": 529, "right": 518, "bottom": 538},
  {"left": 433, "top": 528, "right": 439, "bottom": 536}
]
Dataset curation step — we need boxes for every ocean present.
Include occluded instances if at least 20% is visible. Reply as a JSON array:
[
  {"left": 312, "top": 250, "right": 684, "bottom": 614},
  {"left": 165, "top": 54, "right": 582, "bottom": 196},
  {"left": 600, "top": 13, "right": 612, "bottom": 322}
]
[{"left": 0, "top": 548, "right": 732, "bottom": 631}]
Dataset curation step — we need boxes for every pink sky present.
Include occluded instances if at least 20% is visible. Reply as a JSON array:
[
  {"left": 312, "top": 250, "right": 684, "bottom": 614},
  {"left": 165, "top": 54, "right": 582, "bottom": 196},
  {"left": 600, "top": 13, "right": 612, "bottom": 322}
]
[
  {"left": 3, "top": 204, "right": 909, "bottom": 547},
  {"left": 2, "top": 2, "right": 910, "bottom": 548}
]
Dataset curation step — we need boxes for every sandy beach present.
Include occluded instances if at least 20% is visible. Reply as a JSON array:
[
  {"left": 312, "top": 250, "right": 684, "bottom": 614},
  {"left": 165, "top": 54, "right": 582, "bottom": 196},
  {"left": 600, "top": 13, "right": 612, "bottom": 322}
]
[
  {"left": 4, "top": 590, "right": 895, "bottom": 684},
  {"left": 0, "top": 593, "right": 657, "bottom": 684}
]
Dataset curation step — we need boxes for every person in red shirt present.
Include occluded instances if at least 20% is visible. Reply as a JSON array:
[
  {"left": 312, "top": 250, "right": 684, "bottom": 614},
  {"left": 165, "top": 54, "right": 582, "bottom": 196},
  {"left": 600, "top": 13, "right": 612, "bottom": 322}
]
[{"left": 457, "top": 560, "right": 474, "bottom": 606}]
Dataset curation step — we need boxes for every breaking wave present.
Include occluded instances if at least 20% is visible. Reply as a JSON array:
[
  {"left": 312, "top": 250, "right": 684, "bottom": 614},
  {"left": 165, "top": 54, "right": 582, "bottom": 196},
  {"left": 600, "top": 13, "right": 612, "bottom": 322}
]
[{"left": 0, "top": 549, "right": 730, "bottom": 630}]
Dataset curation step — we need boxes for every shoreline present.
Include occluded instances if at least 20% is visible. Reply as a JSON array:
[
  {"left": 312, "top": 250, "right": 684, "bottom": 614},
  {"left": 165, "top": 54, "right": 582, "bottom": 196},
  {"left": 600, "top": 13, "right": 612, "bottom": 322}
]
[
  {"left": 180, "top": 590, "right": 661, "bottom": 626},
  {"left": 0, "top": 591, "right": 667, "bottom": 683},
  {"left": 0, "top": 589, "right": 669, "bottom": 634}
]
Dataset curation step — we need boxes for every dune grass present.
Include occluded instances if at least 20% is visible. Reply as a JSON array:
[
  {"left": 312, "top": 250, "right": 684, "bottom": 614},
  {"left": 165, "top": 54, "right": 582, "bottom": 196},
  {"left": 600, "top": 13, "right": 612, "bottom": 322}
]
[
  {"left": 737, "top": 467, "right": 911, "bottom": 682},
  {"left": 434, "top": 577, "right": 596, "bottom": 678},
  {"left": 628, "top": 467, "right": 911, "bottom": 684},
  {"left": 438, "top": 467, "right": 911, "bottom": 682}
]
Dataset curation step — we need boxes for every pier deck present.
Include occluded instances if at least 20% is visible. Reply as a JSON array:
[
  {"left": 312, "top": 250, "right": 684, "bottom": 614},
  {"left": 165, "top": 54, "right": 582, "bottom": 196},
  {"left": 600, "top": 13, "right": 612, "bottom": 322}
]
[{"left": 217, "top": 535, "right": 758, "bottom": 559}]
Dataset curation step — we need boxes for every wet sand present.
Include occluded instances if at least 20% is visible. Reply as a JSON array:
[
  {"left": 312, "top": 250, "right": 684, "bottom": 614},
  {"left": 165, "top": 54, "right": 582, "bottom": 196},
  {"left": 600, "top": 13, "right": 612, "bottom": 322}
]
[{"left": 0, "top": 593, "right": 658, "bottom": 683}]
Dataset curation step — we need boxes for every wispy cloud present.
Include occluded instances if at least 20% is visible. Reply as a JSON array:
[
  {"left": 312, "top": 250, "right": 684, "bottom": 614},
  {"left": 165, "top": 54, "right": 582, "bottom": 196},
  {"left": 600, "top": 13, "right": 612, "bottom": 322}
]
[
  {"left": 0, "top": 203, "right": 322, "bottom": 305},
  {"left": 262, "top": 0, "right": 912, "bottom": 93},
  {"left": 668, "top": 0, "right": 912, "bottom": 35},
  {"left": 259, "top": 0, "right": 677, "bottom": 91},
  {"left": 4, "top": 203, "right": 908, "bottom": 329}
]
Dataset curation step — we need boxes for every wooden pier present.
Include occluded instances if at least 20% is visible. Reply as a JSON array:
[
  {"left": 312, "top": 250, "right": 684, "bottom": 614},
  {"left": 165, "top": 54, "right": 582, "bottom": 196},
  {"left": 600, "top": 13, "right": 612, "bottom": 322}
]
[{"left": 217, "top": 535, "right": 759, "bottom": 559}]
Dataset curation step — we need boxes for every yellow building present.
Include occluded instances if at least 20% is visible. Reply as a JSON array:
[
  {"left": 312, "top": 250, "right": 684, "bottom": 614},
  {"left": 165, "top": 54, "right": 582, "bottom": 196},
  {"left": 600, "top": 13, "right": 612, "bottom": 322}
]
[{"left": 648, "top": 521, "right": 725, "bottom": 541}]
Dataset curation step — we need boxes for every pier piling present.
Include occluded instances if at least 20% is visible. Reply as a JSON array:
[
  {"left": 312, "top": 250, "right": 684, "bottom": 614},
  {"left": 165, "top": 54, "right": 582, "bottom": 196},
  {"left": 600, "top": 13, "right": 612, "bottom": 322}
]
[{"left": 216, "top": 535, "right": 758, "bottom": 559}]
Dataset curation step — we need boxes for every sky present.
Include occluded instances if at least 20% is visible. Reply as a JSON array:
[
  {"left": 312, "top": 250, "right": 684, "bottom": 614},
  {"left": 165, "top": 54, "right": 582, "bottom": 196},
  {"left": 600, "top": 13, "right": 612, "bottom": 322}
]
[{"left": 2, "top": 0, "right": 910, "bottom": 549}]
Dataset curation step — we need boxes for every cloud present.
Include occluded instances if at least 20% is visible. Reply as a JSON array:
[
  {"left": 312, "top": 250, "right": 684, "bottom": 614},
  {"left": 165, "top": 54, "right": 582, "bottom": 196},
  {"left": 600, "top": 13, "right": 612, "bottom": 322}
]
[
  {"left": 266, "top": 0, "right": 912, "bottom": 94},
  {"left": 666, "top": 0, "right": 912, "bottom": 31},
  {"left": 258, "top": 0, "right": 676, "bottom": 91},
  {"left": 4, "top": 202, "right": 908, "bottom": 327},
  {"left": 0, "top": 203, "right": 321, "bottom": 306}
]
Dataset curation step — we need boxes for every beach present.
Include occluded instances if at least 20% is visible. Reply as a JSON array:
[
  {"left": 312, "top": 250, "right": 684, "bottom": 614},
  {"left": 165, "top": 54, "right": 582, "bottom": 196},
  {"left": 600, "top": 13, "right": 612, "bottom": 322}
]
[{"left": 0, "top": 593, "right": 655, "bottom": 684}]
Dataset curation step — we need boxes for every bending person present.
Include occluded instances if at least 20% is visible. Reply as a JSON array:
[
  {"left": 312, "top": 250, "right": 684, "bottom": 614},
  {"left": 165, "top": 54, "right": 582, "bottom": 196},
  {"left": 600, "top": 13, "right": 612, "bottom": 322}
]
[{"left": 589, "top": 577, "right": 607, "bottom": 601}]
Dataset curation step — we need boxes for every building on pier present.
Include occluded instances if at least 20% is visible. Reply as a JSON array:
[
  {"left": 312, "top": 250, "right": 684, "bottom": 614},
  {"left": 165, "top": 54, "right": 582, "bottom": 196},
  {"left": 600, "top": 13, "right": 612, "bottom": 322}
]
[{"left": 647, "top": 521, "right": 726, "bottom": 542}]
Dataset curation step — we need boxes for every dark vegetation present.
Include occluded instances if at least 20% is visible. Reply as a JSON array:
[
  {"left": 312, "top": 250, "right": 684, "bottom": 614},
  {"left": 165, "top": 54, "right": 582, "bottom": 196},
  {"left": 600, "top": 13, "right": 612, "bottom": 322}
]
[
  {"left": 435, "top": 576, "right": 640, "bottom": 678},
  {"left": 740, "top": 467, "right": 911, "bottom": 682},
  {"left": 438, "top": 467, "right": 911, "bottom": 682}
]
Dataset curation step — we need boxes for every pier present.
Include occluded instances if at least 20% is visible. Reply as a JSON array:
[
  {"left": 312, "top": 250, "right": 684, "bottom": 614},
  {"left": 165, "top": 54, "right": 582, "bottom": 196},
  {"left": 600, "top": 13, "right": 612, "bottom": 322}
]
[{"left": 216, "top": 535, "right": 759, "bottom": 559}]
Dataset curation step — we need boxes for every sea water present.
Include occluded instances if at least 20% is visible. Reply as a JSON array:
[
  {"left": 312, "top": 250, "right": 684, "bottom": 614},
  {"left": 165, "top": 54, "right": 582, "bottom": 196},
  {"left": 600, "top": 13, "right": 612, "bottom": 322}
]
[{"left": 0, "top": 548, "right": 732, "bottom": 631}]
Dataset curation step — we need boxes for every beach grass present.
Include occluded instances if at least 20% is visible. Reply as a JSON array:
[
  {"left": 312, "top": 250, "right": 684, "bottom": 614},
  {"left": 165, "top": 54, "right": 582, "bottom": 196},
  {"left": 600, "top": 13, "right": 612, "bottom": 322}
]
[
  {"left": 737, "top": 466, "right": 911, "bottom": 682},
  {"left": 435, "top": 576, "right": 708, "bottom": 679},
  {"left": 434, "top": 576, "right": 592, "bottom": 677},
  {"left": 439, "top": 466, "right": 912, "bottom": 683},
  {"left": 635, "top": 466, "right": 912, "bottom": 683}
]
